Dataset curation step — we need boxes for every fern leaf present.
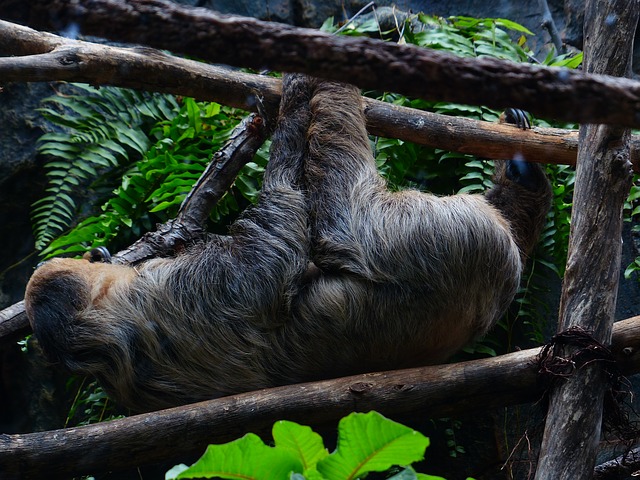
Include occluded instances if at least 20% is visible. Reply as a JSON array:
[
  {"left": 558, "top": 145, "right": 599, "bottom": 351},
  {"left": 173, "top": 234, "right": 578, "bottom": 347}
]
[{"left": 32, "top": 84, "right": 178, "bottom": 252}]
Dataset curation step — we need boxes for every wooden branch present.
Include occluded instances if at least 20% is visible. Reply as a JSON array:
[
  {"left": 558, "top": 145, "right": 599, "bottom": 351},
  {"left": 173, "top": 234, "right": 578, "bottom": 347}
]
[
  {"left": 537, "top": 0, "right": 565, "bottom": 54},
  {"left": 0, "top": 20, "right": 283, "bottom": 114},
  {"left": 594, "top": 446, "right": 640, "bottom": 479},
  {"left": 112, "top": 113, "right": 268, "bottom": 265},
  {"left": 0, "top": 301, "right": 29, "bottom": 339},
  {"left": 175, "top": 114, "right": 269, "bottom": 229},
  {"left": 1, "top": 315, "right": 639, "bottom": 479},
  {"left": 364, "top": 102, "right": 583, "bottom": 167},
  {"left": 3, "top": 19, "right": 640, "bottom": 171},
  {"left": 534, "top": 1, "right": 639, "bottom": 479},
  {"left": 3, "top": 0, "right": 640, "bottom": 128}
]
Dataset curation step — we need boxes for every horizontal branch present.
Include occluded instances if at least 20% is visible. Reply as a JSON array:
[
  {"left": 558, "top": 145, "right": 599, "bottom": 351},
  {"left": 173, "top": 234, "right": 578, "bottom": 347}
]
[
  {"left": 2, "top": 315, "right": 640, "bottom": 479},
  {"left": 0, "top": 20, "right": 283, "bottom": 113},
  {"left": 2, "top": 0, "right": 640, "bottom": 128},
  {"left": 0, "top": 301, "right": 29, "bottom": 339},
  {"left": 2, "top": 19, "right": 640, "bottom": 172}
]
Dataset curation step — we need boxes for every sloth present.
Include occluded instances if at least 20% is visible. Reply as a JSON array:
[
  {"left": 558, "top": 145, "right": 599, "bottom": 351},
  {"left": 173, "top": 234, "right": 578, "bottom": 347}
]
[{"left": 25, "top": 75, "right": 551, "bottom": 412}]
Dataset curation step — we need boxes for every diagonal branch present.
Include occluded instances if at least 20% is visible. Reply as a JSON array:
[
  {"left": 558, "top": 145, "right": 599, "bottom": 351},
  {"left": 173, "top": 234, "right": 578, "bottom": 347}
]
[
  {"left": 113, "top": 113, "right": 269, "bottom": 265},
  {"left": 537, "top": 0, "right": 565, "bottom": 55}
]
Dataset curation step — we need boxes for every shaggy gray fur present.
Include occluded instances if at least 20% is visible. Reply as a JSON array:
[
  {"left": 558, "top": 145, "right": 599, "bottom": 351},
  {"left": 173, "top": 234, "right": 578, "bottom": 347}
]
[{"left": 25, "top": 75, "right": 551, "bottom": 411}]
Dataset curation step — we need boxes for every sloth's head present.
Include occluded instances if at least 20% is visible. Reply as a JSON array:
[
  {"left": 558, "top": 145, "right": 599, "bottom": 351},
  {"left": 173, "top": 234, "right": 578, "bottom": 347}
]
[{"left": 25, "top": 257, "right": 136, "bottom": 370}]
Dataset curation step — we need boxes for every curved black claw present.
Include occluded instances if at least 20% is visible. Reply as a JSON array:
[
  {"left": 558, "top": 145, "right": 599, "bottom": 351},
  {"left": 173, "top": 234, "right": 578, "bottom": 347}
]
[
  {"left": 83, "top": 246, "right": 112, "bottom": 264},
  {"left": 501, "top": 108, "right": 531, "bottom": 129}
]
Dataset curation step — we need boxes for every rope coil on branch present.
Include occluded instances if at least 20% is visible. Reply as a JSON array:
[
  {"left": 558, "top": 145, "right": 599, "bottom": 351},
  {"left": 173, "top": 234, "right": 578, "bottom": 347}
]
[
  {"left": 536, "top": 326, "right": 638, "bottom": 442},
  {"left": 537, "top": 326, "right": 616, "bottom": 378}
]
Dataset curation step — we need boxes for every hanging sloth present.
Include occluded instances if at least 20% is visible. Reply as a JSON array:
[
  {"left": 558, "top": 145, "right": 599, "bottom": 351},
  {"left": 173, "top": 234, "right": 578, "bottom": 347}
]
[{"left": 25, "top": 74, "right": 552, "bottom": 412}]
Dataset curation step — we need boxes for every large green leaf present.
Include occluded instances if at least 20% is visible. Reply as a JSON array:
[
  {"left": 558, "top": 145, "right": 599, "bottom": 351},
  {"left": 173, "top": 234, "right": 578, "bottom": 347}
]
[
  {"left": 273, "top": 420, "right": 328, "bottom": 472},
  {"left": 174, "top": 433, "right": 302, "bottom": 480},
  {"left": 317, "top": 412, "right": 430, "bottom": 480}
]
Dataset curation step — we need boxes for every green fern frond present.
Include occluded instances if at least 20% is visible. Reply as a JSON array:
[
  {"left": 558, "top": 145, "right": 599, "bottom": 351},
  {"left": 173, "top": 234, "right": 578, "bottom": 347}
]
[
  {"left": 33, "top": 84, "right": 179, "bottom": 250},
  {"left": 40, "top": 98, "right": 255, "bottom": 258}
]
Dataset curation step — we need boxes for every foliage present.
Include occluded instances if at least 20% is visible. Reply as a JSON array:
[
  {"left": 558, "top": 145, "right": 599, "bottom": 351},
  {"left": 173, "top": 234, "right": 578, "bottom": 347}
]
[
  {"left": 64, "top": 377, "right": 124, "bottom": 427},
  {"left": 37, "top": 93, "right": 264, "bottom": 258},
  {"left": 34, "top": 85, "right": 178, "bottom": 250},
  {"left": 166, "top": 411, "right": 467, "bottom": 480},
  {"left": 439, "top": 418, "right": 466, "bottom": 458},
  {"left": 624, "top": 180, "right": 640, "bottom": 280}
]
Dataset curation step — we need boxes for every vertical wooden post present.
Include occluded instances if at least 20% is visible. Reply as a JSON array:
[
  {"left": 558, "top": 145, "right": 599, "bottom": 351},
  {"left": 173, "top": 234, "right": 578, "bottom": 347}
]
[{"left": 534, "top": 1, "right": 638, "bottom": 479}]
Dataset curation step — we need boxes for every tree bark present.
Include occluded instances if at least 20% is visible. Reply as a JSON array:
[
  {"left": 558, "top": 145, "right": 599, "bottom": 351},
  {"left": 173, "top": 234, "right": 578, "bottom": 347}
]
[
  {"left": 0, "top": 315, "right": 638, "bottom": 479},
  {"left": 593, "top": 446, "right": 640, "bottom": 480},
  {"left": 534, "top": 1, "right": 639, "bottom": 479},
  {"left": 0, "top": 301, "right": 29, "bottom": 339},
  {"left": 3, "top": 1, "right": 640, "bottom": 128},
  {"left": 537, "top": 0, "right": 565, "bottom": 54},
  {"left": 4, "top": 18, "right": 640, "bottom": 171}
]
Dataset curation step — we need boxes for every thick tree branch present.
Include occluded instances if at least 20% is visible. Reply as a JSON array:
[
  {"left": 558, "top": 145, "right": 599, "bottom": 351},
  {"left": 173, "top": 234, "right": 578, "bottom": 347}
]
[
  {"left": 0, "top": 301, "right": 29, "bottom": 339},
  {"left": 0, "top": 19, "right": 283, "bottom": 114},
  {"left": 534, "top": 1, "right": 639, "bottom": 479},
  {"left": 1, "top": 315, "right": 639, "bottom": 479},
  {"left": 594, "top": 446, "right": 640, "bottom": 479},
  {"left": 175, "top": 114, "right": 269, "bottom": 228},
  {"left": 2, "top": 0, "right": 640, "bottom": 128},
  {"left": 3, "top": 19, "right": 640, "bottom": 172}
]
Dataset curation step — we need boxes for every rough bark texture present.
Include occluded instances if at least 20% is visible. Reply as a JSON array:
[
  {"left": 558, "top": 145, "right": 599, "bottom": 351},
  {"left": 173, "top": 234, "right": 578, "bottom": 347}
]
[
  {"left": 534, "top": 1, "right": 639, "bottom": 479},
  {"left": 176, "top": 114, "right": 269, "bottom": 229},
  {"left": 538, "top": 0, "right": 565, "bottom": 54},
  {"left": 0, "top": 315, "right": 638, "bottom": 479},
  {"left": 593, "top": 445, "right": 640, "bottom": 479},
  {"left": 0, "top": 301, "right": 29, "bottom": 338},
  {"left": 2, "top": 0, "right": 640, "bottom": 128},
  {"left": 0, "top": 19, "right": 283, "bottom": 115},
  {"left": 4, "top": 19, "right": 640, "bottom": 171}
]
